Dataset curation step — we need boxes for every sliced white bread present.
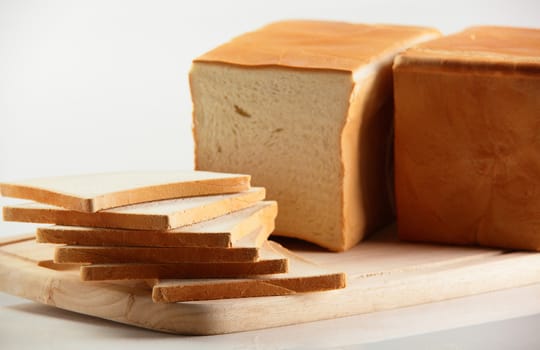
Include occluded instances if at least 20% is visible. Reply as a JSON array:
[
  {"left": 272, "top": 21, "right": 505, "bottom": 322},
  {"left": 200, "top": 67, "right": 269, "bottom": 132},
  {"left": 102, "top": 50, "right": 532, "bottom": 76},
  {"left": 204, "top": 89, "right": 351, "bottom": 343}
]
[
  {"left": 54, "top": 244, "right": 259, "bottom": 264},
  {"left": 80, "top": 239, "right": 288, "bottom": 281},
  {"left": 152, "top": 241, "right": 346, "bottom": 302},
  {"left": 3, "top": 188, "right": 265, "bottom": 230},
  {"left": 36, "top": 201, "right": 277, "bottom": 248},
  {"left": 0, "top": 171, "right": 250, "bottom": 212}
]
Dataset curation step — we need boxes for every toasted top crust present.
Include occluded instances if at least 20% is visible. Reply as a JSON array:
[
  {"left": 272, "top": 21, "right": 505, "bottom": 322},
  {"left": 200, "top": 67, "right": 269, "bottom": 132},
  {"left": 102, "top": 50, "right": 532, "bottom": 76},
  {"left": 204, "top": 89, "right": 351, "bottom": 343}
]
[
  {"left": 195, "top": 20, "right": 440, "bottom": 72},
  {"left": 396, "top": 26, "right": 540, "bottom": 73}
]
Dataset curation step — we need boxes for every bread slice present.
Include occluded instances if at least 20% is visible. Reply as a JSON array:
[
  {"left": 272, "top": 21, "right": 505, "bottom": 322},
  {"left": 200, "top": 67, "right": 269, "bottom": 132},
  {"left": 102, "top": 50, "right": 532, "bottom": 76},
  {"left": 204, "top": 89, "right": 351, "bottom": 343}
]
[
  {"left": 152, "top": 241, "right": 346, "bottom": 302},
  {"left": 54, "top": 244, "right": 259, "bottom": 264},
  {"left": 0, "top": 171, "right": 250, "bottom": 212},
  {"left": 36, "top": 201, "right": 277, "bottom": 248},
  {"left": 80, "top": 240, "right": 288, "bottom": 281},
  {"left": 393, "top": 26, "right": 540, "bottom": 250},
  {"left": 191, "top": 20, "right": 440, "bottom": 251},
  {"left": 3, "top": 187, "right": 265, "bottom": 230}
]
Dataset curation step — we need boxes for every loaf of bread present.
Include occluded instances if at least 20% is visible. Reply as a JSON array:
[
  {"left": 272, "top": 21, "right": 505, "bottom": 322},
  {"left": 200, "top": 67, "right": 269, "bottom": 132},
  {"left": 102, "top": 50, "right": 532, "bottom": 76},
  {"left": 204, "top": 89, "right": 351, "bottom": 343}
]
[
  {"left": 191, "top": 20, "right": 440, "bottom": 251},
  {"left": 394, "top": 26, "right": 540, "bottom": 250}
]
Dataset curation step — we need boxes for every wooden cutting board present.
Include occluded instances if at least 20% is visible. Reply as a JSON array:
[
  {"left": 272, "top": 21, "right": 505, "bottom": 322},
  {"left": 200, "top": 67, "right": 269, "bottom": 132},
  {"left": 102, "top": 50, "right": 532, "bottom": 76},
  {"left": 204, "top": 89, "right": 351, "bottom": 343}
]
[{"left": 2, "top": 226, "right": 540, "bottom": 335}]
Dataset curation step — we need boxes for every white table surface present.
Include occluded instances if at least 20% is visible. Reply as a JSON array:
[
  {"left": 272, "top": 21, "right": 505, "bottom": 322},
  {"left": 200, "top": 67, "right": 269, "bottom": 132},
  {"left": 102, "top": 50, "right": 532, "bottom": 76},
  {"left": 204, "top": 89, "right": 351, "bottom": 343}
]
[{"left": 2, "top": 282, "right": 540, "bottom": 350}]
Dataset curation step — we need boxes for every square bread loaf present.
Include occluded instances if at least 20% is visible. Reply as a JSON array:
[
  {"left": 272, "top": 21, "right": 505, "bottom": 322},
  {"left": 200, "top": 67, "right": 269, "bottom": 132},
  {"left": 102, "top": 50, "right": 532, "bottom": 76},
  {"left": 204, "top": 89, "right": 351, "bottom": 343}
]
[
  {"left": 394, "top": 26, "right": 540, "bottom": 250},
  {"left": 191, "top": 20, "right": 439, "bottom": 251}
]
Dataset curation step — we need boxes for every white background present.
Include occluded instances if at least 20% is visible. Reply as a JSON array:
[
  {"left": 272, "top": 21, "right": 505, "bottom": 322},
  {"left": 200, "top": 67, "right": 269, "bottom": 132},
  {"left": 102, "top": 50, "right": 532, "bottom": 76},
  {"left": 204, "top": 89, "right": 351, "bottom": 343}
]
[
  {"left": 1, "top": 2, "right": 540, "bottom": 348},
  {"left": 1, "top": 0, "right": 539, "bottom": 237},
  {"left": 1, "top": 0, "right": 539, "bottom": 179}
]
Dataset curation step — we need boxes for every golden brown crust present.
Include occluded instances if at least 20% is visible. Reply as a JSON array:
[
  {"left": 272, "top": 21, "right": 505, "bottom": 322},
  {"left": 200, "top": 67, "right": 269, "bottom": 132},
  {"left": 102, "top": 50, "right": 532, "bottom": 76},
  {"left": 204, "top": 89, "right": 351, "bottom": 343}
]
[
  {"left": 397, "top": 26, "right": 540, "bottom": 74},
  {"left": 54, "top": 245, "right": 259, "bottom": 264},
  {"left": 416, "top": 26, "right": 540, "bottom": 59},
  {"left": 195, "top": 20, "right": 440, "bottom": 72}
]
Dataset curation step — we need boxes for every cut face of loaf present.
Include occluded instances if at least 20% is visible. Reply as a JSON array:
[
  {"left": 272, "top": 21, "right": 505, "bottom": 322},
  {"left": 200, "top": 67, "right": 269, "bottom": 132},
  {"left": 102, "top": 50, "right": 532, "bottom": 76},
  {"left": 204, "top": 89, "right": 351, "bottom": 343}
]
[
  {"left": 193, "top": 65, "right": 351, "bottom": 250},
  {"left": 191, "top": 20, "right": 440, "bottom": 251}
]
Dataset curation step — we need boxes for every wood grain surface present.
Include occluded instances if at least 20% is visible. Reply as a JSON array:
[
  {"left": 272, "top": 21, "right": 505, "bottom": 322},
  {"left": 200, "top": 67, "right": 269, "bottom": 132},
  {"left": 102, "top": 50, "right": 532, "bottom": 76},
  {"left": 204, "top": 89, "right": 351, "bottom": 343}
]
[{"left": 2, "top": 226, "right": 540, "bottom": 335}]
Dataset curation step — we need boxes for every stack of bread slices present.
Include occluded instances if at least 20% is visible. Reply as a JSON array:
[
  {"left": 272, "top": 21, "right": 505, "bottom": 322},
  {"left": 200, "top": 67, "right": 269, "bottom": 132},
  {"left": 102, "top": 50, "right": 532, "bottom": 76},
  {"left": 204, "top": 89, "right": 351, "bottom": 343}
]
[{"left": 0, "top": 171, "right": 345, "bottom": 302}]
